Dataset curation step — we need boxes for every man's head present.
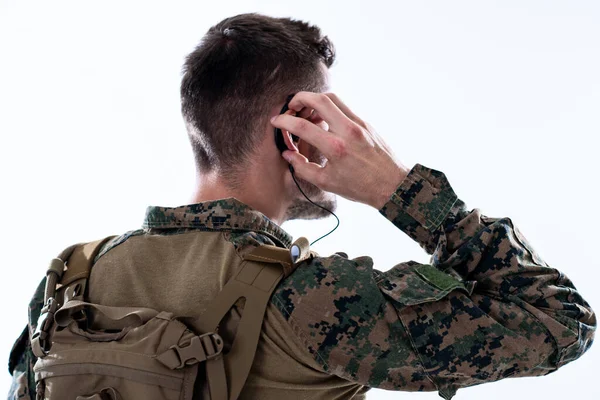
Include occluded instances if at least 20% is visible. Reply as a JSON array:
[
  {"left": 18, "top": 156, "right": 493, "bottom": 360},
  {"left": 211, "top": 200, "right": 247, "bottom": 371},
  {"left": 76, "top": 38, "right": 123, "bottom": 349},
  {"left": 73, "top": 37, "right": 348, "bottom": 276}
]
[{"left": 181, "top": 13, "right": 337, "bottom": 222}]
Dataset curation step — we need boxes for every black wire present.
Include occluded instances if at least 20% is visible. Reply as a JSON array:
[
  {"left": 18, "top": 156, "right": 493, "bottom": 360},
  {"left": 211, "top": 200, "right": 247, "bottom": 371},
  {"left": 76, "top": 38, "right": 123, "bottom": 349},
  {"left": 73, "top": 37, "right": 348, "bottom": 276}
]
[{"left": 289, "top": 164, "right": 340, "bottom": 246}]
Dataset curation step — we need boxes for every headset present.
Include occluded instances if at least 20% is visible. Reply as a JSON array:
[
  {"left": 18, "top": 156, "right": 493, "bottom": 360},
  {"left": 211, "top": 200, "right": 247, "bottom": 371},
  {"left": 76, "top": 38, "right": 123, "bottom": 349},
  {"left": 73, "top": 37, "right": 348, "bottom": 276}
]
[{"left": 274, "top": 93, "right": 339, "bottom": 246}]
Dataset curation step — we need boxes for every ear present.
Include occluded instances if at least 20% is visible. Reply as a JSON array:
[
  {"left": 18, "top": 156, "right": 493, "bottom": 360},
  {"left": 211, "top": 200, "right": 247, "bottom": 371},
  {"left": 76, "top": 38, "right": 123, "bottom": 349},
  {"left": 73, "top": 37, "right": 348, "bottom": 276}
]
[
  {"left": 282, "top": 128, "right": 299, "bottom": 152},
  {"left": 280, "top": 110, "right": 300, "bottom": 152}
]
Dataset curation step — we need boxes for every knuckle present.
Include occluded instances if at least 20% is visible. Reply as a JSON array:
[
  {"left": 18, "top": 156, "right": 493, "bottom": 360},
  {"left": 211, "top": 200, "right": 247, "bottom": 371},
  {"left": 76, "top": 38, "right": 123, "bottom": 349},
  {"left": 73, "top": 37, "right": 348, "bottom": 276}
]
[
  {"left": 329, "top": 138, "right": 347, "bottom": 158},
  {"left": 347, "top": 123, "right": 363, "bottom": 138},
  {"left": 290, "top": 91, "right": 308, "bottom": 106},
  {"left": 305, "top": 91, "right": 318, "bottom": 101},
  {"left": 356, "top": 118, "right": 368, "bottom": 129},
  {"left": 325, "top": 92, "right": 338, "bottom": 102},
  {"left": 318, "top": 93, "right": 329, "bottom": 103}
]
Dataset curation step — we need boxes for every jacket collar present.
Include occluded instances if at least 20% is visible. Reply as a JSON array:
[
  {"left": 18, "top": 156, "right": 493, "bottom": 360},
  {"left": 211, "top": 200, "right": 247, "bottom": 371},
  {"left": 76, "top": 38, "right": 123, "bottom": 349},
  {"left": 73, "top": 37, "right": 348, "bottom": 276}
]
[{"left": 142, "top": 197, "right": 293, "bottom": 248}]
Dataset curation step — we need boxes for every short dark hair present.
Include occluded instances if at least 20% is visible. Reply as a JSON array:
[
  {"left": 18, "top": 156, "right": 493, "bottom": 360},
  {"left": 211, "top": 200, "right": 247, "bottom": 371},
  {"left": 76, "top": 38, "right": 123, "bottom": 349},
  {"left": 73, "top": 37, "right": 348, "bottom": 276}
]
[{"left": 180, "top": 13, "right": 335, "bottom": 186}]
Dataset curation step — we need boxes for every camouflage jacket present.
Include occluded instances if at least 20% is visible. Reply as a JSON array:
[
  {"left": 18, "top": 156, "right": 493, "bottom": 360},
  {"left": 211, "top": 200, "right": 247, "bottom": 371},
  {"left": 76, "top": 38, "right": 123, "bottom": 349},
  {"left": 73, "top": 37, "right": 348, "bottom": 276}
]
[{"left": 7, "top": 163, "right": 596, "bottom": 399}]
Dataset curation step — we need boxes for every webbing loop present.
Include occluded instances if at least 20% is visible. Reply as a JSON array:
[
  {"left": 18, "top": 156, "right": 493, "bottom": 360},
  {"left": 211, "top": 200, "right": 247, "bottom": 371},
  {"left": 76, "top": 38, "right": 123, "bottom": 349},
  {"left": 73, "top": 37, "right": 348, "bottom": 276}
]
[{"left": 31, "top": 298, "right": 59, "bottom": 357}]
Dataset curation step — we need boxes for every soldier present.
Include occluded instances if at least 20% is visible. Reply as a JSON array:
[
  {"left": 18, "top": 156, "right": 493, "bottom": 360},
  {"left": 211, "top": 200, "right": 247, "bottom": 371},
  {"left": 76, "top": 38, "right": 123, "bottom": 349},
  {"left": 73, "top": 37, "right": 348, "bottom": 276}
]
[{"left": 8, "top": 12, "right": 596, "bottom": 400}]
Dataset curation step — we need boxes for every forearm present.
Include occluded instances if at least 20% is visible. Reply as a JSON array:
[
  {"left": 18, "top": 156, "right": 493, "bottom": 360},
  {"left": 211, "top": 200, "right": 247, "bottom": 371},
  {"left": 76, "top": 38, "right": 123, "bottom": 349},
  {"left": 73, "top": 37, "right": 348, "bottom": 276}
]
[
  {"left": 377, "top": 163, "right": 596, "bottom": 392},
  {"left": 379, "top": 163, "right": 595, "bottom": 329},
  {"left": 432, "top": 205, "right": 596, "bottom": 369}
]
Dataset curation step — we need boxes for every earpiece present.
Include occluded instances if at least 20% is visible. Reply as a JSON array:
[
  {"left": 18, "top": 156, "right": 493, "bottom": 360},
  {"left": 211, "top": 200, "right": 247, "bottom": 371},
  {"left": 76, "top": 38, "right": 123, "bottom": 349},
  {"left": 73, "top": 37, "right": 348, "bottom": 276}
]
[{"left": 274, "top": 94, "right": 300, "bottom": 153}]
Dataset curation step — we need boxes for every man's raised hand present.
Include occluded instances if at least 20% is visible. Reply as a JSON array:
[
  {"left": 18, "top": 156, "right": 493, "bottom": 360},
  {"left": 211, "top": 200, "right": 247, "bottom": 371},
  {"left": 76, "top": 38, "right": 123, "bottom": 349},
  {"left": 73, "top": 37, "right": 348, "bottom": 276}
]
[{"left": 270, "top": 91, "right": 411, "bottom": 209}]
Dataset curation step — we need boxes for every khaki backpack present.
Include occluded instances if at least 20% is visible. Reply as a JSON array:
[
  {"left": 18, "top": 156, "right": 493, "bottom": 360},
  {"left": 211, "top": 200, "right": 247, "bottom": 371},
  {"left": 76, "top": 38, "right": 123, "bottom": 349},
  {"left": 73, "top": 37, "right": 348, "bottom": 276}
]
[{"left": 28, "top": 234, "right": 314, "bottom": 400}]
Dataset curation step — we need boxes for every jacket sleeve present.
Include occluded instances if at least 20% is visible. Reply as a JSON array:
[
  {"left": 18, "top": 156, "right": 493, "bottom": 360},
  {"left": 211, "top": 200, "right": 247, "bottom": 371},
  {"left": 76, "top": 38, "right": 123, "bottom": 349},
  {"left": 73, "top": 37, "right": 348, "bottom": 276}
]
[
  {"left": 272, "top": 163, "right": 596, "bottom": 400},
  {"left": 7, "top": 278, "right": 45, "bottom": 400}
]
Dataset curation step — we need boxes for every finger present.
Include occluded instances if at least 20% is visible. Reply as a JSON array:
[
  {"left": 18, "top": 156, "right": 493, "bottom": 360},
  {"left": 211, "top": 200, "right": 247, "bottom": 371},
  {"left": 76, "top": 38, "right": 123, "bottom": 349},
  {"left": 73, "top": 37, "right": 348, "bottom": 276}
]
[
  {"left": 294, "top": 107, "right": 323, "bottom": 127},
  {"left": 282, "top": 150, "right": 324, "bottom": 188},
  {"left": 297, "top": 107, "right": 314, "bottom": 120},
  {"left": 323, "top": 92, "right": 367, "bottom": 129},
  {"left": 271, "top": 114, "right": 337, "bottom": 158},
  {"left": 315, "top": 120, "right": 329, "bottom": 132},
  {"left": 307, "top": 110, "right": 324, "bottom": 125},
  {"left": 288, "top": 92, "right": 352, "bottom": 133},
  {"left": 309, "top": 112, "right": 329, "bottom": 132}
]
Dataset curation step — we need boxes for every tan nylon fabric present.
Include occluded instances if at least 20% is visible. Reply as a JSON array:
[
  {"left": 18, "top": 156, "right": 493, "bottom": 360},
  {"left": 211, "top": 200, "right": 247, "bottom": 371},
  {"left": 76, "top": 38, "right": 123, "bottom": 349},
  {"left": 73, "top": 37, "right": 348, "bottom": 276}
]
[
  {"left": 33, "top": 237, "right": 201, "bottom": 400},
  {"left": 33, "top": 310, "right": 199, "bottom": 400},
  {"left": 88, "top": 231, "right": 367, "bottom": 400},
  {"left": 32, "top": 232, "right": 334, "bottom": 400},
  {"left": 194, "top": 261, "right": 282, "bottom": 400}
]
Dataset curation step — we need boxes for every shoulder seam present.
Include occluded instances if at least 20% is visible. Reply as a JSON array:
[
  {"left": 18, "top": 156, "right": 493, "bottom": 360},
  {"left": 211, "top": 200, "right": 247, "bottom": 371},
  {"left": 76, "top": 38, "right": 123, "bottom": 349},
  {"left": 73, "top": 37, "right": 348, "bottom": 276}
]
[
  {"left": 93, "top": 229, "right": 145, "bottom": 264},
  {"left": 222, "top": 231, "right": 245, "bottom": 262}
]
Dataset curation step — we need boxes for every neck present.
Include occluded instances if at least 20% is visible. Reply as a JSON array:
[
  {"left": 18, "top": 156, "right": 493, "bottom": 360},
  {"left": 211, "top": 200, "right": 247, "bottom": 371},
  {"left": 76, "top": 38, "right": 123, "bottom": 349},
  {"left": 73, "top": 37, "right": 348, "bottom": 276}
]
[{"left": 189, "top": 165, "right": 291, "bottom": 226}]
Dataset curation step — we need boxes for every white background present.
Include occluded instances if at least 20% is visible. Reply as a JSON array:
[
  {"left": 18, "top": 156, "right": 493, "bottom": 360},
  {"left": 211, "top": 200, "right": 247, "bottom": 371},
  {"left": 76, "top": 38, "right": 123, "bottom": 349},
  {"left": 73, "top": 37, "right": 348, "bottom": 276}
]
[{"left": 1, "top": 1, "right": 598, "bottom": 399}]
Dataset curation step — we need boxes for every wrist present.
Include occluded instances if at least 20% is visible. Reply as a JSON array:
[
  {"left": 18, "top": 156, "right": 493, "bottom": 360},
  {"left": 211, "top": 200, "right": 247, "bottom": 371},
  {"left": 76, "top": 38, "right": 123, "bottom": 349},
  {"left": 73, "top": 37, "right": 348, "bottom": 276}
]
[{"left": 371, "top": 164, "right": 411, "bottom": 210}]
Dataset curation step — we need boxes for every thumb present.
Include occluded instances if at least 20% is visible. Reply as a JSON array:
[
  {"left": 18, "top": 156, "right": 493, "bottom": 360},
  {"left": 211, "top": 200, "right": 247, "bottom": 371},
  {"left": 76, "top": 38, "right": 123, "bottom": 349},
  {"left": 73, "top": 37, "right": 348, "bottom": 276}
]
[{"left": 282, "top": 150, "right": 324, "bottom": 187}]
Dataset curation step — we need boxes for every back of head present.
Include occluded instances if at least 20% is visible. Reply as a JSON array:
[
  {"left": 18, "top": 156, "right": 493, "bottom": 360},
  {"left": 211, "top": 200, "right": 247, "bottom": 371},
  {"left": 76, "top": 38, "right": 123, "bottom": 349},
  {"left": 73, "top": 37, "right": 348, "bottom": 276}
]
[{"left": 181, "top": 13, "right": 335, "bottom": 187}]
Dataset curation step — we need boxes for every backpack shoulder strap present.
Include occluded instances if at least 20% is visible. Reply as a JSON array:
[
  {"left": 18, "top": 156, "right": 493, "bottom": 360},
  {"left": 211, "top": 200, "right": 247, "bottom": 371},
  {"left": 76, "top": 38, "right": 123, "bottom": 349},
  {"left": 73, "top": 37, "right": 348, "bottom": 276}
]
[
  {"left": 31, "top": 235, "right": 118, "bottom": 357},
  {"left": 57, "top": 235, "right": 119, "bottom": 292},
  {"left": 242, "top": 236, "right": 314, "bottom": 278},
  {"left": 184, "top": 236, "right": 314, "bottom": 400}
]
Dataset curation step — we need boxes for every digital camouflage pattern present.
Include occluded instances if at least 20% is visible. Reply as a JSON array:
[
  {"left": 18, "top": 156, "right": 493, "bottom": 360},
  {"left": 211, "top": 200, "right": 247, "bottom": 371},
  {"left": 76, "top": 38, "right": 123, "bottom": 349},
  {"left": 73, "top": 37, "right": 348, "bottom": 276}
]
[
  {"left": 8, "top": 163, "right": 596, "bottom": 399},
  {"left": 8, "top": 278, "right": 45, "bottom": 399},
  {"left": 270, "top": 165, "right": 595, "bottom": 398}
]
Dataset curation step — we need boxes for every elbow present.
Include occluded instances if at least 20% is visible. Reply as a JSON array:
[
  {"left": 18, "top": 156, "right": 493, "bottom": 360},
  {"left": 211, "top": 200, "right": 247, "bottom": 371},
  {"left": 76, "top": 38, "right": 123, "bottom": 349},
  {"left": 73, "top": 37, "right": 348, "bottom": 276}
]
[
  {"left": 549, "top": 287, "right": 597, "bottom": 369},
  {"left": 507, "top": 290, "right": 596, "bottom": 373},
  {"left": 554, "top": 309, "right": 596, "bottom": 369}
]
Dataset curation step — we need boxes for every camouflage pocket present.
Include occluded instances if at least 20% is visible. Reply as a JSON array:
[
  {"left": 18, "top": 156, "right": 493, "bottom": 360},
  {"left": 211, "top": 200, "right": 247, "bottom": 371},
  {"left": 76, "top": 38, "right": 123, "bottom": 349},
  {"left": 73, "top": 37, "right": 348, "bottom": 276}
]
[{"left": 377, "top": 261, "right": 473, "bottom": 306}]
